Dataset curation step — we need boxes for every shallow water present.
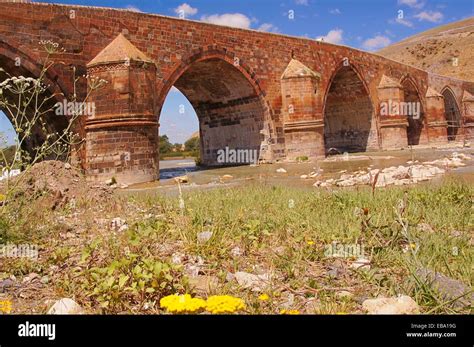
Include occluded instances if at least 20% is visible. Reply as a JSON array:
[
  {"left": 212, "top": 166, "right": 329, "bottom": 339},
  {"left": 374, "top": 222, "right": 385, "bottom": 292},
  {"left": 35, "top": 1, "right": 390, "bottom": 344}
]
[{"left": 122, "top": 146, "right": 474, "bottom": 197}]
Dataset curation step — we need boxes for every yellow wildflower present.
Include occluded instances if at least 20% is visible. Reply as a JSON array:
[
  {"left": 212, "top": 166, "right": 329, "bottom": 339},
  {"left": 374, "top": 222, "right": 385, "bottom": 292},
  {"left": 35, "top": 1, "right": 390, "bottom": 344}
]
[
  {"left": 0, "top": 300, "right": 12, "bottom": 314},
  {"left": 280, "top": 309, "right": 300, "bottom": 315},
  {"left": 258, "top": 294, "right": 270, "bottom": 301},
  {"left": 205, "top": 295, "right": 246, "bottom": 314},
  {"left": 307, "top": 241, "right": 315, "bottom": 246},
  {"left": 160, "top": 294, "right": 206, "bottom": 314}
]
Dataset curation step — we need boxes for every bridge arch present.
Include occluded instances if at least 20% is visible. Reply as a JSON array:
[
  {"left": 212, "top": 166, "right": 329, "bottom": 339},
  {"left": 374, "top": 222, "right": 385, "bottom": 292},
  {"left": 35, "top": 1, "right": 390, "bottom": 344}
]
[
  {"left": 0, "top": 39, "right": 70, "bottom": 159},
  {"left": 322, "top": 61, "right": 377, "bottom": 154},
  {"left": 157, "top": 47, "right": 274, "bottom": 166},
  {"left": 441, "top": 86, "right": 462, "bottom": 141},
  {"left": 400, "top": 76, "right": 427, "bottom": 146}
]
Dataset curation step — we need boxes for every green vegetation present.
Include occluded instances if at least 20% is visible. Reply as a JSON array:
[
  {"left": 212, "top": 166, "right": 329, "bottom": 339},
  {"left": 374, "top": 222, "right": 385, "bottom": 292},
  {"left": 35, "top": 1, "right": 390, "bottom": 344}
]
[
  {"left": 184, "top": 136, "right": 199, "bottom": 153},
  {"left": 159, "top": 134, "right": 200, "bottom": 161},
  {"left": 0, "top": 145, "right": 17, "bottom": 167},
  {"left": 2, "top": 178, "right": 472, "bottom": 314}
]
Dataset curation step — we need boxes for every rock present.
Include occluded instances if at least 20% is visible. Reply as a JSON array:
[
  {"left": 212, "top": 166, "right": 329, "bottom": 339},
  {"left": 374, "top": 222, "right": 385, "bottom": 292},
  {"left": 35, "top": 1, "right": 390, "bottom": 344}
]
[
  {"left": 362, "top": 295, "right": 420, "bottom": 314},
  {"left": 188, "top": 275, "right": 219, "bottom": 294},
  {"left": 185, "top": 262, "right": 204, "bottom": 277},
  {"left": 280, "top": 293, "right": 295, "bottom": 310},
  {"left": 326, "top": 259, "right": 347, "bottom": 279},
  {"left": 105, "top": 178, "right": 115, "bottom": 186},
  {"left": 453, "top": 152, "right": 471, "bottom": 160},
  {"left": 225, "top": 272, "right": 235, "bottom": 282},
  {"left": 171, "top": 253, "right": 204, "bottom": 276},
  {"left": 417, "top": 223, "right": 435, "bottom": 233},
  {"left": 274, "top": 246, "right": 286, "bottom": 256},
  {"left": 22, "top": 273, "right": 39, "bottom": 283},
  {"left": 110, "top": 217, "right": 128, "bottom": 232},
  {"left": 276, "top": 168, "right": 287, "bottom": 173},
  {"left": 304, "top": 297, "right": 321, "bottom": 313},
  {"left": 171, "top": 252, "right": 185, "bottom": 265},
  {"left": 40, "top": 276, "right": 49, "bottom": 284},
  {"left": 300, "top": 174, "right": 308, "bottom": 179},
  {"left": 47, "top": 298, "right": 84, "bottom": 314},
  {"left": 235, "top": 271, "right": 271, "bottom": 292},
  {"left": 416, "top": 268, "right": 474, "bottom": 308},
  {"left": 350, "top": 257, "right": 371, "bottom": 271},
  {"left": 174, "top": 175, "right": 189, "bottom": 184},
  {"left": 64, "top": 163, "right": 72, "bottom": 169},
  {"left": 221, "top": 174, "right": 233, "bottom": 180},
  {"left": 197, "top": 231, "right": 213, "bottom": 244},
  {"left": 230, "top": 246, "right": 242, "bottom": 257},
  {"left": 0, "top": 278, "right": 15, "bottom": 292}
]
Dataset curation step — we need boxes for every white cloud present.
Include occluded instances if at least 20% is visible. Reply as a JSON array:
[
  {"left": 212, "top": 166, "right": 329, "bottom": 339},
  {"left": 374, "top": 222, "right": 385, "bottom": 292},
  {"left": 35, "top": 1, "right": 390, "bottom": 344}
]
[
  {"left": 295, "top": 0, "right": 309, "bottom": 5},
  {"left": 362, "top": 35, "right": 391, "bottom": 50},
  {"left": 414, "top": 11, "right": 443, "bottom": 23},
  {"left": 257, "top": 23, "right": 279, "bottom": 32},
  {"left": 126, "top": 5, "right": 141, "bottom": 12},
  {"left": 175, "top": 3, "right": 198, "bottom": 17},
  {"left": 398, "top": 0, "right": 424, "bottom": 9},
  {"left": 200, "top": 13, "right": 252, "bottom": 29},
  {"left": 395, "top": 17, "right": 414, "bottom": 27},
  {"left": 316, "top": 29, "right": 344, "bottom": 44},
  {"left": 329, "top": 8, "right": 341, "bottom": 15}
]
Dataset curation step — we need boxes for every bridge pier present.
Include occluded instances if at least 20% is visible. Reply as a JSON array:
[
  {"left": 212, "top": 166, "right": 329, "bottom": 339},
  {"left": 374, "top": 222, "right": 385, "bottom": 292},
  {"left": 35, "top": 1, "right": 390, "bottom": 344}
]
[
  {"left": 462, "top": 91, "right": 474, "bottom": 140},
  {"left": 425, "top": 88, "right": 448, "bottom": 144},
  {"left": 84, "top": 34, "right": 159, "bottom": 185},
  {"left": 280, "top": 59, "right": 325, "bottom": 159},
  {"left": 377, "top": 75, "right": 408, "bottom": 149}
]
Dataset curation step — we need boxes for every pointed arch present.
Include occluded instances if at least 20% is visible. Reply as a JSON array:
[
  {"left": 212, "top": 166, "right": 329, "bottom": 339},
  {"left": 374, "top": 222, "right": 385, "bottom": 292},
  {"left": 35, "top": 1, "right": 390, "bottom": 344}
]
[
  {"left": 441, "top": 86, "right": 462, "bottom": 141},
  {"left": 156, "top": 47, "right": 274, "bottom": 166},
  {"left": 322, "top": 62, "right": 377, "bottom": 153},
  {"left": 400, "top": 76, "right": 426, "bottom": 146}
]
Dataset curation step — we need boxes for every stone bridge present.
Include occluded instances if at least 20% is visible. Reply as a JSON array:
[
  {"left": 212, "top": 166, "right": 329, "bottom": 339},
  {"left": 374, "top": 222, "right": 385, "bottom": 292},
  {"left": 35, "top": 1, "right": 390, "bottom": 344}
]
[{"left": 1, "top": 1, "right": 473, "bottom": 184}]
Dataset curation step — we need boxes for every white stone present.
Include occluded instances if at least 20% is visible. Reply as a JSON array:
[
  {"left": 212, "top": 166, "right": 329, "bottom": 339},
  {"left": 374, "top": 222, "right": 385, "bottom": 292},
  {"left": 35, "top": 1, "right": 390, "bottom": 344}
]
[
  {"left": 47, "top": 298, "right": 83, "bottom": 314},
  {"left": 235, "top": 271, "right": 271, "bottom": 292},
  {"left": 197, "top": 231, "right": 213, "bottom": 244},
  {"left": 362, "top": 295, "right": 420, "bottom": 314},
  {"left": 110, "top": 217, "right": 127, "bottom": 231},
  {"left": 174, "top": 175, "right": 189, "bottom": 183},
  {"left": 350, "top": 257, "right": 371, "bottom": 271},
  {"left": 230, "top": 246, "right": 242, "bottom": 257},
  {"left": 276, "top": 168, "right": 287, "bottom": 173}
]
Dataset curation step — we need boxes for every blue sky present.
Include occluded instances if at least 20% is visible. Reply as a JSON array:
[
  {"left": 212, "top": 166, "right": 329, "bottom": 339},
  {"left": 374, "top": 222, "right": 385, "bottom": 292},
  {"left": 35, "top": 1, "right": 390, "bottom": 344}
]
[{"left": 0, "top": 0, "right": 472, "bottom": 145}]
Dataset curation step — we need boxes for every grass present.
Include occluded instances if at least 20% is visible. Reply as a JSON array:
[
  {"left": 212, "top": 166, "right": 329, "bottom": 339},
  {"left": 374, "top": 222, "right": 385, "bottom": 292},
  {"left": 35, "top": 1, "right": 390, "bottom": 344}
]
[{"left": 1, "top": 178, "right": 472, "bottom": 314}]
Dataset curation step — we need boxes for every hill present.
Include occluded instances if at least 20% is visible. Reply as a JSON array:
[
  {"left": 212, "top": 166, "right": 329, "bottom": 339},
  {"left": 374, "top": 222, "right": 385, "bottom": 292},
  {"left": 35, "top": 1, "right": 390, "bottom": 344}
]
[{"left": 378, "top": 17, "right": 474, "bottom": 81}]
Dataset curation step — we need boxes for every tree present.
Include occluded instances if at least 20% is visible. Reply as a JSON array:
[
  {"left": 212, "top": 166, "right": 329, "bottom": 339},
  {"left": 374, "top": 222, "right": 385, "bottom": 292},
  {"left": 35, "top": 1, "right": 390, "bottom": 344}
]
[
  {"left": 159, "top": 135, "right": 172, "bottom": 154},
  {"left": 184, "top": 136, "right": 199, "bottom": 152}
]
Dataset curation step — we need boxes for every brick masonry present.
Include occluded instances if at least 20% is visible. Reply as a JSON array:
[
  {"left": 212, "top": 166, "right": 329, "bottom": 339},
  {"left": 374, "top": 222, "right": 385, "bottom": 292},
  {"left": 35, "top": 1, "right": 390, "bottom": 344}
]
[{"left": 0, "top": 1, "right": 473, "bottom": 184}]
